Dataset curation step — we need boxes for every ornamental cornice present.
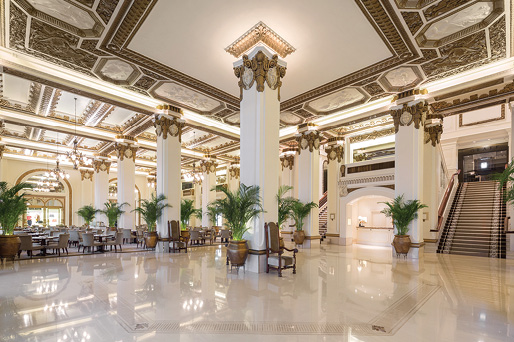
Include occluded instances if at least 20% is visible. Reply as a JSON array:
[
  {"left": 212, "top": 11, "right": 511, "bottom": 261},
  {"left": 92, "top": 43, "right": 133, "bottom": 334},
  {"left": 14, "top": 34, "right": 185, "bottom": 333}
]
[
  {"left": 154, "top": 114, "right": 185, "bottom": 142},
  {"left": 390, "top": 100, "right": 428, "bottom": 133},
  {"left": 234, "top": 50, "right": 286, "bottom": 101},
  {"left": 92, "top": 159, "right": 111, "bottom": 173},
  {"left": 228, "top": 167, "right": 240, "bottom": 179},
  {"left": 325, "top": 145, "right": 344, "bottom": 164},
  {"left": 350, "top": 127, "right": 395, "bottom": 144},
  {"left": 295, "top": 130, "right": 320, "bottom": 154},
  {"left": 114, "top": 142, "right": 138, "bottom": 162},
  {"left": 339, "top": 174, "right": 395, "bottom": 186},
  {"left": 280, "top": 154, "right": 295, "bottom": 170}
]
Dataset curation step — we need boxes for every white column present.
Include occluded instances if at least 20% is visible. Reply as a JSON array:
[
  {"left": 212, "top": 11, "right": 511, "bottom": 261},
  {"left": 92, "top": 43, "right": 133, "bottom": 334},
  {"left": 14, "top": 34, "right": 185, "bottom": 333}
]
[
  {"left": 227, "top": 164, "right": 240, "bottom": 193},
  {"left": 201, "top": 159, "right": 217, "bottom": 227},
  {"left": 296, "top": 125, "right": 321, "bottom": 248},
  {"left": 391, "top": 98, "right": 428, "bottom": 258},
  {"left": 344, "top": 136, "right": 352, "bottom": 164},
  {"left": 235, "top": 47, "right": 285, "bottom": 273},
  {"left": 325, "top": 139, "right": 344, "bottom": 243},
  {"left": 93, "top": 156, "right": 111, "bottom": 225},
  {"left": 280, "top": 150, "right": 295, "bottom": 233},
  {"left": 79, "top": 168, "right": 94, "bottom": 225},
  {"left": 193, "top": 183, "right": 202, "bottom": 227},
  {"left": 0, "top": 144, "right": 4, "bottom": 182},
  {"left": 115, "top": 137, "right": 137, "bottom": 230},
  {"left": 155, "top": 109, "right": 184, "bottom": 243}
]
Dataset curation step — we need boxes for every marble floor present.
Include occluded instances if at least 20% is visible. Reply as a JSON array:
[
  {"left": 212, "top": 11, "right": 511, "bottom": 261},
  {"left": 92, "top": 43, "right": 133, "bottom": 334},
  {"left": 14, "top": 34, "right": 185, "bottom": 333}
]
[{"left": 0, "top": 243, "right": 512, "bottom": 342}]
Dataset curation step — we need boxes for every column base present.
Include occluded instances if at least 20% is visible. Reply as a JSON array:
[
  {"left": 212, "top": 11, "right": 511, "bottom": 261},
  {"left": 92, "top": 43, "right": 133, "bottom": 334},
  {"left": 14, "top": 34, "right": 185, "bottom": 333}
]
[
  {"left": 330, "top": 237, "right": 352, "bottom": 245},
  {"left": 296, "top": 237, "right": 321, "bottom": 249},
  {"left": 245, "top": 251, "right": 267, "bottom": 273},
  {"left": 423, "top": 239, "right": 438, "bottom": 253}
]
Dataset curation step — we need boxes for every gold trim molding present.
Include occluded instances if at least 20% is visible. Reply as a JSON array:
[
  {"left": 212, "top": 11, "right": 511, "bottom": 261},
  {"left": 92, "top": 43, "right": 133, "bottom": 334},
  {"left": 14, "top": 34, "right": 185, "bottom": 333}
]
[
  {"left": 225, "top": 21, "right": 296, "bottom": 58},
  {"left": 458, "top": 104, "right": 505, "bottom": 127},
  {"left": 234, "top": 50, "right": 286, "bottom": 101}
]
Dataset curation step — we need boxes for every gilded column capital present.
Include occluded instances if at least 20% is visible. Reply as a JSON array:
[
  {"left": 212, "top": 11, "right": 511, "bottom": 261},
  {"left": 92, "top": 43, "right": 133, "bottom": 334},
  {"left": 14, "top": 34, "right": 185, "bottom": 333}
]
[
  {"left": 234, "top": 50, "right": 286, "bottom": 101},
  {"left": 114, "top": 142, "right": 138, "bottom": 162},
  {"left": 325, "top": 138, "right": 344, "bottom": 164},
  {"left": 200, "top": 159, "right": 218, "bottom": 175},
  {"left": 280, "top": 148, "right": 296, "bottom": 170},
  {"left": 390, "top": 100, "right": 428, "bottom": 133},
  {"left": 424, "top": 114, "right": 444, "bottom": 147},
  {"left": 154, "top": 113, "right": 185, "bottom": 142},
  {"left": 228, "top": 167, "right": 240, "bottom": 179},
  {"left": 295, "top": 128, "right": 320, "bottom": 154},
  {"left": 0, "top": 144, "right": 5, "bottom": 159},
  {"left": 92, "top": 158, "right": 111, "bottom": 173},
  {"left": 79, "top": 168, "right": 94, "bottom": 181}
]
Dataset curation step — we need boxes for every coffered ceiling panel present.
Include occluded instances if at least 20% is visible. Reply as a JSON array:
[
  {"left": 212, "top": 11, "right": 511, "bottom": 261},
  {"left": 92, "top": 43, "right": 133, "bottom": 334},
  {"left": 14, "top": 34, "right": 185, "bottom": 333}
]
[
  {"left": 54, "top": 91, "right": 91, "bottom": 118},
  {"left": 307, "top": 88, "right": 368, "bottom": 114},
  {"left": 2, "top": 74, "right": 32, "bottom": 103},
  {"left": 101, "top": 107, "right": 134, "bottom": 126}
]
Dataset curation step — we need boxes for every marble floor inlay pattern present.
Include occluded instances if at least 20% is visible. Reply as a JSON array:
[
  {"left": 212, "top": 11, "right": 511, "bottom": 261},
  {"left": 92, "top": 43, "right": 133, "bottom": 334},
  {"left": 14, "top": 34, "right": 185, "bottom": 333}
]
[{"left": 0, "top": 244, "right": 512, "bottom": 341}]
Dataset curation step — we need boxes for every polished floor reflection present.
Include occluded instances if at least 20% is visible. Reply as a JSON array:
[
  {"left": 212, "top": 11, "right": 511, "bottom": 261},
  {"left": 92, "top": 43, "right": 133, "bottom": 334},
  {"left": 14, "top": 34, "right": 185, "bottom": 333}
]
[{"left": 1, "top": 243, "right": 512, "bottom": 341}]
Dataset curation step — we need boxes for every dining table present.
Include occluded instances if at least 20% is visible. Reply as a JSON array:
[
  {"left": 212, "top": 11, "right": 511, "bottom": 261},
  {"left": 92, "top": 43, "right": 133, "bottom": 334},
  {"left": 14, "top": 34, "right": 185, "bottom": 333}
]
[
  {"left": 31, "top": 236, "right": 59, "bottom": 256},
  {"left": 94, "top": 234, "right": 114, "bottom": 252}
]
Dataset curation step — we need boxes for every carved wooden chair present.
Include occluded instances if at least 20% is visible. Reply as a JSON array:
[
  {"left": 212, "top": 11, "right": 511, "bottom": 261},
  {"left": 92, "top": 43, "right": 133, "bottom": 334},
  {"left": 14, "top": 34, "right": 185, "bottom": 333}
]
[
  {"left": 265, "top": 222, "right": 297, "bottom": 277},
  {"left": 169, "top": 220, "right": 187, "bottom": 253}
]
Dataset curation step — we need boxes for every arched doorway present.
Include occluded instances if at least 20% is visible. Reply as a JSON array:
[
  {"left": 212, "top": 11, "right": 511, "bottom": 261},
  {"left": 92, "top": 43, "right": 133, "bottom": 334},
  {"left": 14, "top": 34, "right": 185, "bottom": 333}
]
[
  {"left": 340, "top": 187, "right": 394, "bottom": 246},
  {"left": 16, "top": 169, "right": 72, "bottom": 226}
]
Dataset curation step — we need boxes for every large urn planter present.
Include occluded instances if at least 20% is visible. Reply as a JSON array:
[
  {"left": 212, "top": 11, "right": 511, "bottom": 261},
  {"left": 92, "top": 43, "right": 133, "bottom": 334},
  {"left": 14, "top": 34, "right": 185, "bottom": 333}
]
[
  {"left": 293, "top": 230, "right": 305, "bottom": 245},
  {"left": 226, "top": 240, "right": 249, "bottom": 266},
  {"left": 0, "top": 235, "right": 21, "bottom": 261},
  {"left": 145, "top": 231, "right": 158, "bottom": 249},
  {"left": 392, "top": 235, "right": 411, "bottom": 255}
]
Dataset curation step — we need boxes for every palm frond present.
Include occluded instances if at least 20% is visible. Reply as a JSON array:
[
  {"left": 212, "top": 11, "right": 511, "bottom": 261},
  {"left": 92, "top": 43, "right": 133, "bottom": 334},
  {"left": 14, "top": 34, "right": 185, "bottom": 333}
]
[
  {"left": 277, "top": 185, "right": 295, "bottom": 228},
  {"left": 0, "top": 181, "right": 33, "bottom": 235},
  {"left": 290, "top": 199, "right": 318, "bottom": 231},
  {"left": 100, "top": 201, "right": 129, "bottom": 228},
  {"left": 180, "top": 199, "right": 201, "bottom": 227},
  {"left": 132, "top": 193, "right": 171, "bottom": 231},
  {"left": 380, "top": 195, "right": 427, "bottom": 235},
  {"left": 76, "top": 205, "right": 98, "bottom": 226}
]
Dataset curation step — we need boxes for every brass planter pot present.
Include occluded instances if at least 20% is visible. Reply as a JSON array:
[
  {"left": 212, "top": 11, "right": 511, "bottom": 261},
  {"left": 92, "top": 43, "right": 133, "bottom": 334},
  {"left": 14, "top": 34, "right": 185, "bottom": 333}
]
[
  {"left": 226, "top": 240, "right": 249, "bottom": 266},
  {"left": 145, "top": 231, "right": 158, "bottom": 249},
  {"left": 293, "top": 230, "right": 305, "bottom": 245},
  {"left": 0, "top": 235, "right": 21, "bottom": 260},
  {"left": 392, "top": 235, "right": 411, "bottom": 255}
]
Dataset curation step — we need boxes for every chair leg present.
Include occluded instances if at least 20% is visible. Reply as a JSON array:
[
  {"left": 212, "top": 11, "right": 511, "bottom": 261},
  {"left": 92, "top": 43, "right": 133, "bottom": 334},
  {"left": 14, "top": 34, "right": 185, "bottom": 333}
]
[
  {"left": 114, "top": 246, "right": 117, "bottom": 253},
  {"left": 119, "top": 244, "right": 122, "bottom": 252},
  {"left": 293, "top": 264, "right": 296, "bottom": 274},
  {"left": 66, "top": 248, "right": 68, "bottom": 255}
]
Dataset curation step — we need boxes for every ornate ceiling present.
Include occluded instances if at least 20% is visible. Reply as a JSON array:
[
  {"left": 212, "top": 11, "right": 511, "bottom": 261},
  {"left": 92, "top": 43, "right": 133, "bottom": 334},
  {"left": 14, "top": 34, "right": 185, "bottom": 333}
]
[{"left": 0, "top": 0, "right": 512, "bottom": 173}]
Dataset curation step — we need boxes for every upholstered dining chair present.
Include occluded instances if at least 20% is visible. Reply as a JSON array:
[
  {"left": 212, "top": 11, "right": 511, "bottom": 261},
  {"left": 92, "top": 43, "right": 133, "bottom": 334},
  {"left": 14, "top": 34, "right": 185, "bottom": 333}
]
[
  {"left": 18, "top": 235, "right": 46, "bottom": 258},
  {"left": 105, "top": 232, "right": 123, "bottom": 252},
  {"left": 170, "top": 220, "right": 187, "bottom": 253},
  {"left": 47, "top": 234, "right": 69, "bottom": 256},
  {"left": 265, "top": 222, "right": 297, "bottom": 277}
]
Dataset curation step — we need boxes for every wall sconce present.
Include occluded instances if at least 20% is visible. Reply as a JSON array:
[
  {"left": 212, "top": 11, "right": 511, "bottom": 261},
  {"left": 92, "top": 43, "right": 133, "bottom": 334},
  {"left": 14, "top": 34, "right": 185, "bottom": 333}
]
[
  {"left": 422, "top": 212, "right": 428, "bottom": 222},
  {"left": 330, "top": 213, "right": 335, "bottom": 221},
  {"left": 347, "top": 218, "right": 352, "bottom": 226}
]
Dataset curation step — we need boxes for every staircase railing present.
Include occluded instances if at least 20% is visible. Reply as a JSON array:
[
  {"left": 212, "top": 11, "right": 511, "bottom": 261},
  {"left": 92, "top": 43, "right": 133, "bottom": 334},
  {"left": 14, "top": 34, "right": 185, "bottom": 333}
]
[
  {"left": 319, "top": 191, "right": 328, "bottom": 208},
  {"left": 435, "top": 169, "right": 461, "bottom": 232}
]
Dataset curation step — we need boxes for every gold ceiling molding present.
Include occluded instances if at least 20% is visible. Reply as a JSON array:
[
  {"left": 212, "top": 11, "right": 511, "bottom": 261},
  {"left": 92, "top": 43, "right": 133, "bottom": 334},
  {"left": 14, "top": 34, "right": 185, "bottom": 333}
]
[
  {"left": 423, "top": 0, "right": 473, "bottom": 21},
  {"left": 349, "top": 127, "right": 395, "bottom": 144},
  {"left": 225, "top": 21, "right": 296, "bottom": 58},
  {"left": 234, "top": 51, "right": 287, "bottom": 101},
  {"left": 458, "top": 104, "right": 505, "bottom": 128},
  {"left": 154, "top": 115, "right": 185, "bottom": 142},
  {"left": 434, "top": 78, "right": 504, "bottom": 102},
  {"left": 401, "top": 11, "right": 423, "bottom": 35},
  {"left": 394, "top": 0, "right": 437, "bottom": 9},
  {"left": 432, "top": 81, "right": 514, "bottom": 114},
  {"left": 27, "top": 82, "right": 42, "bottom": 112}
]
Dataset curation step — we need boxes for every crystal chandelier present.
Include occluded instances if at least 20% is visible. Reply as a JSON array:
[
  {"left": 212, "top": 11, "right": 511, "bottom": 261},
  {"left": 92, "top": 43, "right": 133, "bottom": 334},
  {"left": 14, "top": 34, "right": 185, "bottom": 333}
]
[
  {"left": 66, "top": 98, "right": 92, "bottom": 169},
  {"left": 35, "top": 178, "right": 61, "bottom": 192},
  {"left": 46, "top": 160, "right": 70, "bottom": 181}
]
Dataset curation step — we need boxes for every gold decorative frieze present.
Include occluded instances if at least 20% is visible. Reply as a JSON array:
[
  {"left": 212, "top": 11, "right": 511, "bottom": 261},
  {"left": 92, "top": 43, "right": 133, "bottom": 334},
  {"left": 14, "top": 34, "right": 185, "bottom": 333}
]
[
  {"left": 350, "top": 127, "right": 395, "bottom": 144},
  {"left": 234, "top": 50, "right": 286, "bottom": 101},
  {"left": 79, "top": 168, "right": 94, "bottom": 181},
  {"left": 225, "top": 21, "right": 296, "bottom": 58},
  {"left": 325, "top": 145, "right": 344, "bottom": 164},
  {"left": 92, "top": 158, "right": 111, "bottom": 173},
  {"left": 295, "top": 131, "right": 321, "bottom": 154},
  {"left": 154, "top": 114, "right": 185, "bottom": 141},
  {"left": 390, "top": 100, "right": 428, "bottom": 133},
  {"left": 458, "top": 104, "right": 505, "bottom": 127},
  {"left": 200, "top": 159, "right": 218, "bottom": 175},
  {"left": 114, "top": 142, "right": 138, "bottom": 162}
]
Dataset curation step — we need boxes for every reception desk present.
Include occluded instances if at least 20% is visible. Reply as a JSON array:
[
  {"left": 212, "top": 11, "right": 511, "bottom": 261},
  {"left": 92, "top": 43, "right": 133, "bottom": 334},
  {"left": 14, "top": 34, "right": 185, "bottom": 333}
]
[{"left": 356, "top": 226, "right": 394, "bottom": 247}]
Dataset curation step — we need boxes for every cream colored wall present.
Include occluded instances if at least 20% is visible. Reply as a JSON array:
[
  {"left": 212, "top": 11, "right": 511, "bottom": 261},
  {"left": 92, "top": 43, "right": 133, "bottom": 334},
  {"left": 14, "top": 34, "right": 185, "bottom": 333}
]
[
  {"left": 1, "top": 157, "right": 151, "bottom": 227},
  {"left": 349, "top": 196, "right": 392, "bottom": 240}
]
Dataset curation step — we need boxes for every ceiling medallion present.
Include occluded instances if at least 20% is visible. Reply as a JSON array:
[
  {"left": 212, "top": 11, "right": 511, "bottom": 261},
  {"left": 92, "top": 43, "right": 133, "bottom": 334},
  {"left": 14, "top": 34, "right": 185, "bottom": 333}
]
[{"left": 225, "top": 21, "right": 296, "bottom": 58}]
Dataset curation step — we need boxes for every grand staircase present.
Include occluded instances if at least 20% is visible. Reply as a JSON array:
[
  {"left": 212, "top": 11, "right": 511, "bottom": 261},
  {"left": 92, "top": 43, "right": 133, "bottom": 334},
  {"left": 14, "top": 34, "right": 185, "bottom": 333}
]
[
  {"left": 437, "top": 181, "right": 506, "bottom": 258},
  {"left": 319, "top": 192, "right": 328, "bottom": 236}
]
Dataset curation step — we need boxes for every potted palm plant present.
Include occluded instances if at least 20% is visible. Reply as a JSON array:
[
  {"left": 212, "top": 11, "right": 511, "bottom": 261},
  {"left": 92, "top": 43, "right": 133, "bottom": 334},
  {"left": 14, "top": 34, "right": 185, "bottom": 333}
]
[
  {"left": 132, "top": 193, "right": 171, "bottom": 249},
  {"left": 206, "top": 204, "right": 219, "bottom": 226},
  {"left": 100, "top": 201, "right": 129, "bottom": 228},
  {"left": 76, "top": 205, "right": 98, "bottom": 228},
  {"left": 211, "top": 183, "right": 264, "bottom": 267},
  {"left": 290, "top": 199, "right": 318, "bottom": 245},
  {"left": 495, "top": 159, "right": 514, "bottom": 203},
  {"left": 277, "top": 185, "right": 295, "bottom": 229},
  {"left": 0, "top": 182, "right": 32, "bottom": 260},
  {"left": 380, "top": 195, "right": 427, "bottom": 255},
  {"left": 180, "top": 199, "right": 201, "bottom": 238}
]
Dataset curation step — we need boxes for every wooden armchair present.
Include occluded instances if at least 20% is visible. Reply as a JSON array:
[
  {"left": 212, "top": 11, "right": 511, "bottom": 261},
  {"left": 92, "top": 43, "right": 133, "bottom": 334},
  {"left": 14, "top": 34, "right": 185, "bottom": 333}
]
[
  {"left": 265, "top": 222, "right": 297, "bottom": 277},
  {"left": 169, "top": 220, "right": 187, "bottom": 253}
]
